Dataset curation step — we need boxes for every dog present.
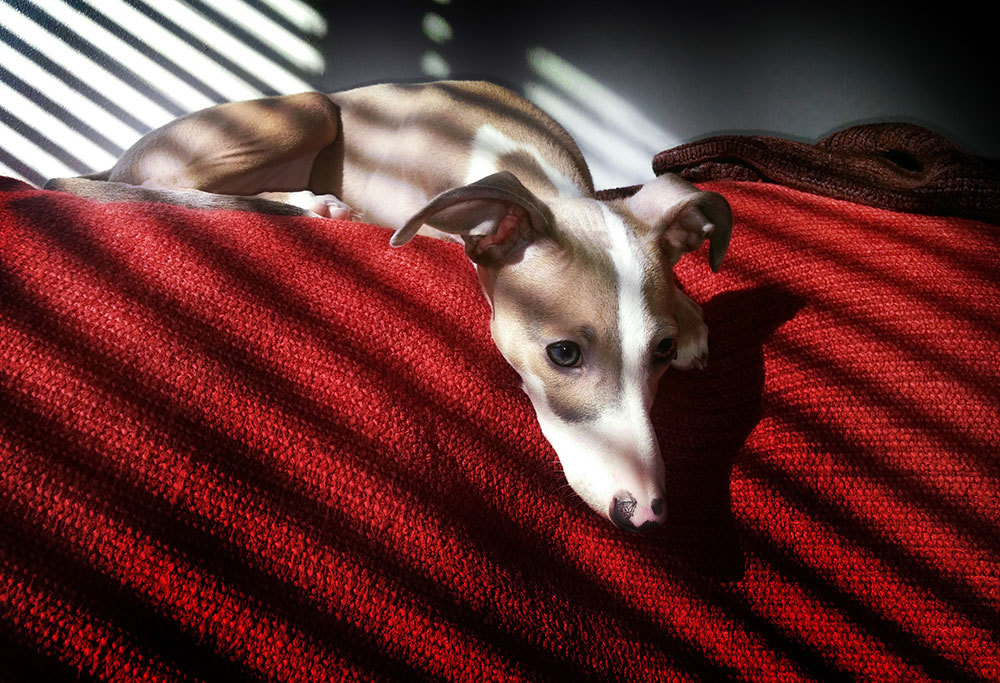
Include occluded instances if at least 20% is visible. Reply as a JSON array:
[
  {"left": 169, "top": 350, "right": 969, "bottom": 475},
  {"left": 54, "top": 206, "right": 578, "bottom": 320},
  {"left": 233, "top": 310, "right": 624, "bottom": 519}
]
[{"left": 46, "top": 80, "right": 733, "bottom": 532}]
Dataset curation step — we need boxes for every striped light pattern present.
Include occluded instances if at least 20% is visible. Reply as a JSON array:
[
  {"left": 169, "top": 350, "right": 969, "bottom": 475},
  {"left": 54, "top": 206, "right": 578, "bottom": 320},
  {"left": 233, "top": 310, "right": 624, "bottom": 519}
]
[
  {"left": 0, "top": 0, "right": 326, "bottom": 185},
  {"left": 524, "top": 46, "right": 680, "bottom": 189}
]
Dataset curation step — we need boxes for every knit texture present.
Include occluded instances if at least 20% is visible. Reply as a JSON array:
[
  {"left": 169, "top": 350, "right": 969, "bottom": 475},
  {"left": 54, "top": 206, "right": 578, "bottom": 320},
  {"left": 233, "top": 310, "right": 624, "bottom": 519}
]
[
  {"left": 603, "top": 123, "right": 1000, "bottom": 225},
  {"left": 1, "top": 175, "right": 998, "bottom": 681}
]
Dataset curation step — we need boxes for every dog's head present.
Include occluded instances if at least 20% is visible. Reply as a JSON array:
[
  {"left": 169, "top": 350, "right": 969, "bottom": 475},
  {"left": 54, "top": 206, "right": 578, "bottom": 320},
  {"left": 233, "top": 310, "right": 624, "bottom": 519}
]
[{"left": 391, "top": 172, "right": 732, "bottom": 531}]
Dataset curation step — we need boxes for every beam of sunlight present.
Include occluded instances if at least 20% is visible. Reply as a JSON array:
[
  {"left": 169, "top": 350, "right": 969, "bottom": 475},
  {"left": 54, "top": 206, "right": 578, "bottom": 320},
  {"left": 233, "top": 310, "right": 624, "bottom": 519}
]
[
  {"left": 741, "top": 472, "right": 999, "bottom": 677},
  {"left": 524, "top": 47, "right": 681, "bottom": 188},
  {"left": 78, "top": 0, "right": 263, "bottom": 102},
  {"left": 25, "top": 0, "right": 215, "bottom": 112},
  {"left": 1, "top": 0, "right": 331, "bottom": 182},
  {"left": 258, "top": 0, "right": 327, "bottom": 36},
  {"left": 745, "top": 548, "right": 923, "bottom": 679},
  {"left": 422, "top": 12, "right": 453, "bottom": 44},
  {"left": 420, "top": 51, "right": 451, "bottom": 79},
  {"left": 0, "top": 3, "right": 175, "bottom": 129},
  {"left": 0, "top": 40, "right": 141, "bottom": 150},
  {"left": 527, "top": 47, "right": 677, "bottom": 147},
  {"left": 200, "top": 0, "right": 325, "bottom": 74},
  {"left": 523, "top": 81, "right": 653, "bottom": 189},
  {"left": 0, "top": 118, "right": 76, "bottom": 179},
  {"left": 0, "top": 79, "right": 117, "bottom": 170},
  {"left": 135, "top": 0, "right": 314, "bottom": 94}
]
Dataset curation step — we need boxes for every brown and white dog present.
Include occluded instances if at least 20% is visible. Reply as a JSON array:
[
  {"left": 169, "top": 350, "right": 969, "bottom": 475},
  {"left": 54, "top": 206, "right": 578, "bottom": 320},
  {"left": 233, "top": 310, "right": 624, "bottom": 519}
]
[{"left": 47, "top": 80, "right": 733, "bottom": 532}]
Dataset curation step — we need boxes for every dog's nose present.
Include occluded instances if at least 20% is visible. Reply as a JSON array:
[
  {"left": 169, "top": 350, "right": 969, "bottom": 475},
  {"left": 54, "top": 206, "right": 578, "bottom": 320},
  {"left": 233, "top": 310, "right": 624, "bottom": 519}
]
[{"left": 609, "top": 491, "right": 665, "bottom": 533}]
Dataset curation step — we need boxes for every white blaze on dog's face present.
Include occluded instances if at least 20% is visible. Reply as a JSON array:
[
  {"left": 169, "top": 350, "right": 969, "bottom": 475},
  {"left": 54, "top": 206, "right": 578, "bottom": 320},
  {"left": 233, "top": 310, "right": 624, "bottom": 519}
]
[
  {"left": 483, "top": 200, "right": 675, "bottom": 531},
  {"left": 392, "top": 172, "right": 731, "bottom": 531}
]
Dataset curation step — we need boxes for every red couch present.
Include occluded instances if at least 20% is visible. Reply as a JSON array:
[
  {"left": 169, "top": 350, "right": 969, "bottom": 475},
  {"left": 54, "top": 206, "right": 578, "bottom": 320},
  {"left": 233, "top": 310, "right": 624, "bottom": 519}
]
[{"left": 2, "top": 125, "right": 998, "bottom": 681}]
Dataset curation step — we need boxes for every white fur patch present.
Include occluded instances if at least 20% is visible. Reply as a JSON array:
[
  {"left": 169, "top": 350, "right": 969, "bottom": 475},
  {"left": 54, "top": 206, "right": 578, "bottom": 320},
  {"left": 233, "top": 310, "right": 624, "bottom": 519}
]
[
  {"left": 361, "top": 171, "right": 430, "bottom": 227},
  {"left": 465, "top": 124, "right": 581, "bottom": 198},
  {"left": 600, "top": 204, "right": 657, "bottom": 452}
]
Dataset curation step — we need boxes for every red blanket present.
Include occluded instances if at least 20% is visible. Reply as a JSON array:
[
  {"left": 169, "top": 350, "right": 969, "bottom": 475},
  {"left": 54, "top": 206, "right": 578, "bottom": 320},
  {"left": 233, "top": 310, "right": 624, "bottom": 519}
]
[{"left": 1, "top": 175, "right": 998, "bottom": 681}]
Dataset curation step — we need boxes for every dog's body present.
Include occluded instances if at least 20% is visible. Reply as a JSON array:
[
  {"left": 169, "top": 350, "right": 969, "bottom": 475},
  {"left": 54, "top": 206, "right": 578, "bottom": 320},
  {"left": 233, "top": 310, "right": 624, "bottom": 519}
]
[{"left": 47, "top": 80, "right": 732, "bottom": 532}]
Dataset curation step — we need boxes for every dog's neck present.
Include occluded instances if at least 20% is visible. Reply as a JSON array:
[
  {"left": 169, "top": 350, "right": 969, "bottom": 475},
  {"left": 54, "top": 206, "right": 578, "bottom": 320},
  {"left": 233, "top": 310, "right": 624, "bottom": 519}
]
[{"left": 463, "top": 124, "right": 588, "bottom": 200}]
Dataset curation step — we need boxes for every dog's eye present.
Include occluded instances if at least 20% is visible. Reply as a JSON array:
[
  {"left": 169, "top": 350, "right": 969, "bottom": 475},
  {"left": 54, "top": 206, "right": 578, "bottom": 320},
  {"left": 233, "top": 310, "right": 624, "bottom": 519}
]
[
  {"left": 546, "top": 340, "right": 581, "bottom": 367},
  {"left": 653, "top": 337, "right": 677, "bottom": 363}
]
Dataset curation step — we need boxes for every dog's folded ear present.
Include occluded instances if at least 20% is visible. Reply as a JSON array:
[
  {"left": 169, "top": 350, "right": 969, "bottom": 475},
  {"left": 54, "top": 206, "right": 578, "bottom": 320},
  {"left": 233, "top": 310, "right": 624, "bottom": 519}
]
[
  {"left": 627, "top": 173, "right": 733, "bottom": 272},
  {"left": 390, "top": 171, "right": 552, "bottom": 266}
]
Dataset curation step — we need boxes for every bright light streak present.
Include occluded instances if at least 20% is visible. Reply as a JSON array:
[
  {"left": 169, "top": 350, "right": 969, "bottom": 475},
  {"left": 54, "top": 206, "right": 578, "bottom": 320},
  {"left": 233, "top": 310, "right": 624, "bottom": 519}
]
[
  {"left": 422, "top": 12, "right": 453, "bottom": 44},
  {"left": 0, "top": 118, "right": 76, "bottom": 180},
  {"left": 78, "top": 0, "right": 263, "bottom": 102},
  {"left": 0, "top": 3, "right": 174, "bottom": 129},
  {"left": 136, "top": 0, "right": 314, "bottom": 94},
  {"left": 0, "top": 79, "right": 117, "bottom": 170},
  {"left": 420, "top": 51, "right": 451, "bottom": 79},
  {"left": 526, "top": 47, "right": 678, "bottom": 149},
  {"left": 258, "top": 0, "right": 327, "bottom": 36},
  {"left": 25, "top": 0, "right": 215, "bottom": 112},
  {"left": 0, "top": 0, "right": 329, "bottom": 183},
  {"left": 0, "top": 40, "right": 141, "bottom": 150},
  {"left": 524, "top": 81, "right": 656, "bottom": 189},
  {"left": 201, "top": 0, "right": 325, "bottom": 73}
]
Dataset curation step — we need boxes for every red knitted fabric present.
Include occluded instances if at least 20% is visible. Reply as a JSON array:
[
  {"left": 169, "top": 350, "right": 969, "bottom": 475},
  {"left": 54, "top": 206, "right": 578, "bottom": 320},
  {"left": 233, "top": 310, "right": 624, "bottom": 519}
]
[{"left": 1, "top": 176, "right": 998, "bottom": 681}]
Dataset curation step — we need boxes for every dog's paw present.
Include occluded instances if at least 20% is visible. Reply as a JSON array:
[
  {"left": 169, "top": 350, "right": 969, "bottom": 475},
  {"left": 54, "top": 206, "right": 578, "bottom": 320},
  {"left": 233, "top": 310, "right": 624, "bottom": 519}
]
[
  {"left": 671, "top": 287, "right": 709, "bottom": 370},
  {"left": 254, "top": 190, "right": 352, "bottom": 219},
  {"left": 673, "top": 317, "right": 709, "bottom": 370},
  {"left": 305, "top": 193, "right": 353, "bottom": 220}
]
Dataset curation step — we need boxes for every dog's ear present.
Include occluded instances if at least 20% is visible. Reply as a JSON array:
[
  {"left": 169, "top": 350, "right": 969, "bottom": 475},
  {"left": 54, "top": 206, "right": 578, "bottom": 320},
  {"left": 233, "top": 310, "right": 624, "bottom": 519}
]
[
  {"left": 390, "top": 171, "right": 552, "bottom": 266},
  {"left": 627, "top": 173, "right": 733, "bottom": 272}
]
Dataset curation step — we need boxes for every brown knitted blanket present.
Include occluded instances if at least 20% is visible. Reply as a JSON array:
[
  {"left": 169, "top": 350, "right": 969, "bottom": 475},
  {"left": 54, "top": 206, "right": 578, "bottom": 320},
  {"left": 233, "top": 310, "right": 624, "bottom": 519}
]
[{"left": 628, "top": 123, "right": 1000, "bottom": 224}]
